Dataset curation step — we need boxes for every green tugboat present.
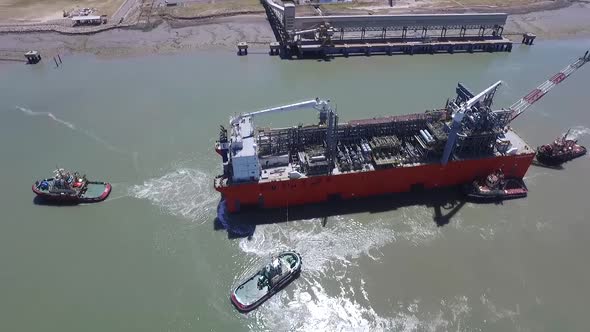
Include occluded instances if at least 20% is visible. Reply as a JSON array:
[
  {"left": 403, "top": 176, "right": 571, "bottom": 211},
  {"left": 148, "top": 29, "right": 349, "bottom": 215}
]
[{"left": 230, "top": 251, "right": 302, "bottom": 312}]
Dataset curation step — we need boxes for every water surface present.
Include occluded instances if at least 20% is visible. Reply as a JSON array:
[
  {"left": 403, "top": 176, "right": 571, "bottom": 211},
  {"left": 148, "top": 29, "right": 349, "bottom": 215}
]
[{"left": 1, "top": 41, "right": 590, "bottom": 331}]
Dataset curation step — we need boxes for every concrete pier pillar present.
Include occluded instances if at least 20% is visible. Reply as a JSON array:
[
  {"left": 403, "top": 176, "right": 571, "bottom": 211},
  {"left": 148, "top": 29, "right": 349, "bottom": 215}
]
[
  {"left": 522, "top": 33, "right": 536, "bottom": 45},
  {"left": 269, "top": 41, "right": 280, "bottom": 56},
  {"left": 24, "top": 50, "right": 41, "bottom": 64},
  {"left": 237, "top": 42, "right": 248, "bottom": 56}
]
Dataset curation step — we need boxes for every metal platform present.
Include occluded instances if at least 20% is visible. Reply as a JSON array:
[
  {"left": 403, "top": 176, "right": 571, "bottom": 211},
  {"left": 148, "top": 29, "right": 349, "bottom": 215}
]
[
  {"left": 298, "top": 37, "right": 512, "bottom": 57},
  {"left": 294, "top": 13, "right": 508, "bottom": 32},
  {"left": 262, "top": 0, "right": 511, "bottom": 58}
]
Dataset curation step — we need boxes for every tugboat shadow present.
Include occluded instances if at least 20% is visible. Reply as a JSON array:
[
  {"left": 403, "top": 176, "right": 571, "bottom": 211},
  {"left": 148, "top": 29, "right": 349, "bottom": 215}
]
[
  {"left": 531, "top": 159, "right": 565, "bottom": 170},
  {"left": 32, "top": 196, "right": 79, "bottom": 206},
  {"left": 214, "top": 186, "right": 486, "bottom": 239}
]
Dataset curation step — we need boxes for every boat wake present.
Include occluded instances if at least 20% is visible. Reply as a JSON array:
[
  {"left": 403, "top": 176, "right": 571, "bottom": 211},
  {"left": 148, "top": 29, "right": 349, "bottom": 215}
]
[
  {"left": 235, "top": 204, "right": 519, "bottom": 331},
  {"left": 129, "top": 168, "right": 217, "bottom": 223},
  {"left": 236, "top": 211, "right": 449, "bottom": 331},
  {"left": 16, "top": 106, "right": 76, "bottom": 129},
  {"left": 564, "top": 126, "right": 590, "bottom": 140},
  {"left": 15, "top": 106, "right": 128, "bottom": 155},
  {"left": 237, "top": 210, "right": 441, "bottom": 276}
]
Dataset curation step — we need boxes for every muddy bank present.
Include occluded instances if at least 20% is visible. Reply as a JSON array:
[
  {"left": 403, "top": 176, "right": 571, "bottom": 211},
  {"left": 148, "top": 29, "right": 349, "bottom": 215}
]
[
  {"left": 0, "top": 15, "right": 274, "bottom": 60},
  {"left": 505, "top": 2, "right": 590, "bottom": 39},
  {"left": 1, "top": 2, "right": 589, "bottom": 61}
]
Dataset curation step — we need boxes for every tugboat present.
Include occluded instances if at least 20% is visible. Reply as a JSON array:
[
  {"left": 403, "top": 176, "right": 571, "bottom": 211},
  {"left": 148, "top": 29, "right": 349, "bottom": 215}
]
[
  {"left": 463, "top": 170, "right": 528, "bottom": 201},
  {"left": 230, "top": 251, "right": 302, "bottom": 312},
  {"left": 32, "top": 168, "right": 111, "bottom": 203},
  {"left": 536, "top": 129, "right": 587, "bottom": 166}
]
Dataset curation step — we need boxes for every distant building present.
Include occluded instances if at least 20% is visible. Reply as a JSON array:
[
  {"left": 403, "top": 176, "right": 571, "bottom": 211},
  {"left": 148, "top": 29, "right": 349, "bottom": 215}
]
[
  {"left": 301, "top": 0, "right": 353, "bottom": 3},
  {"left": 320, "top": 0, "right": 352, "bottom": 3},
  {"left": 71, "top": 15, "right": 106, "bottom": 26}
]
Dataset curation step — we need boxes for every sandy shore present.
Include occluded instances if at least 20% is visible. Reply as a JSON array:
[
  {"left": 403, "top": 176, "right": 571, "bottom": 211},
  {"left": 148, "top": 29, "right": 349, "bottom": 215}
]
[
  {"left": 1, "top": 2, "right": 589, "bottom": 61},
  {"left": 505, "top": 2, "right": 590, "bottom": 39}
]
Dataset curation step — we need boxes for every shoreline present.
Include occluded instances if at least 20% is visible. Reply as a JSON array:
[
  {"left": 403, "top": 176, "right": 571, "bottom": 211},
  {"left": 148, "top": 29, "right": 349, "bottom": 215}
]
[{"left": 1, "top": 1, "right": 590, "bottom": 62}]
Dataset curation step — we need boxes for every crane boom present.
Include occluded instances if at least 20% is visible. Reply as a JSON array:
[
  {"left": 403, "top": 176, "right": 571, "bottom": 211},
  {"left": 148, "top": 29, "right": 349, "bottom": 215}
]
[
  {"left": 465, "top": 80, "right": 503, "bottom": 109},
  {"left": 231, "top": 98, "right": 330, "bottom": 125},
  {"left": 509, "top": 50, "right": 590, "bottom": 122}
]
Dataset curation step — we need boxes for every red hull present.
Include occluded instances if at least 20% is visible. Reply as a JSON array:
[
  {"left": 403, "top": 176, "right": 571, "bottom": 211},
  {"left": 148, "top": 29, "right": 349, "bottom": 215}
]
[
  {"left": 32, "top": 183, "right": 112, "bottom": 204},
  {"left": 216, "top": 153, "right": 536, "bottom": 213}
]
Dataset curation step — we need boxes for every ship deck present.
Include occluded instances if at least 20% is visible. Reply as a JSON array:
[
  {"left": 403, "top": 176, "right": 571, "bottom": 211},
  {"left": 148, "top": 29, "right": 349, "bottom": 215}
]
[
  {"left": 213, "top": 129, "right": 533, "bottom": 189},
  {"left": 504, "top": 129, "right": 531, "bottom": 153}
]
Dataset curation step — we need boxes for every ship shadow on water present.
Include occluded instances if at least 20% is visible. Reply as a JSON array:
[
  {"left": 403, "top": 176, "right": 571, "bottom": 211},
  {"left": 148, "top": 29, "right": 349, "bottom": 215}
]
[{"left": 213, "top": 186, "right": 496, "bottom": 239}]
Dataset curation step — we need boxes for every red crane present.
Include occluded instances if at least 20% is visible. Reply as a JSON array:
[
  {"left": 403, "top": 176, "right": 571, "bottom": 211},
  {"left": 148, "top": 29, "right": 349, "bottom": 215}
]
[{"left": 509, "top": 50, "right": 590, "bottom": 122}]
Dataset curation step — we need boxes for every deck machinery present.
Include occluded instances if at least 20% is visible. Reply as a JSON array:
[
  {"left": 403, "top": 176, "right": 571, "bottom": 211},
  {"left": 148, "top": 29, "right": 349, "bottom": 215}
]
[{"left": 215, "top": 51, "right": 589, "bottom": 212}]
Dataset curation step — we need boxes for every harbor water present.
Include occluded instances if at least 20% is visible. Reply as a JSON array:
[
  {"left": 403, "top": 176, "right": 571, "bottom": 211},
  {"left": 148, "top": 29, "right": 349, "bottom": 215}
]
[{"left": 1, "top": 40, "right": 590, "bottom": 331}]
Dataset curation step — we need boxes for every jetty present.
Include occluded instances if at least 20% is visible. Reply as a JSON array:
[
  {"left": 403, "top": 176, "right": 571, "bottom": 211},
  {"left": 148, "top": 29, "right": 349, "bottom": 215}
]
[{"left": 262, "top": 0, "right": 513, "bottom": 58}]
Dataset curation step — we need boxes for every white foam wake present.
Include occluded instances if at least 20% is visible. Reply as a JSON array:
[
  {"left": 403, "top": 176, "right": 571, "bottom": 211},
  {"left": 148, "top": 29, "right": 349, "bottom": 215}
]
[
  {"left": 237, "top": 211, "right": 449, "bottom": 331},
  {"left": 564, "top": 126, "right": 590, "bottom": 140},
  {"left": 129, "top": 168, "right": 217, "bottom": 222},
  {"left": 235, "top": 204, "right": 524, "bottom": 331},
  {"left": 250, "top": 286, "right": 476, "bottom": 332},
  {"left": 238, "top": 207, "right": 441, "bottom": 274},
  {"left": 15, "top": 106, "right": 127, "bottom": 154},
  {"left": 16, "top": 106, "right": 75, "bottom": 129}
]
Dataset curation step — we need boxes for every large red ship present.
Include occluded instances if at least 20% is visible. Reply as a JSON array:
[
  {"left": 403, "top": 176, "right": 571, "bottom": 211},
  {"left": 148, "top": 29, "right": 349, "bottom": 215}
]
[{"left": 215, "top": 52, "right": 589, "bottom": 213}]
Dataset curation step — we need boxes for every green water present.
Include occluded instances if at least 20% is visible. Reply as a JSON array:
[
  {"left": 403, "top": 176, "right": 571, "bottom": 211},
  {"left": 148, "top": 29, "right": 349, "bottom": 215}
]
[{"left": 1, "top": 40, "right": 590, "bottom": 331}]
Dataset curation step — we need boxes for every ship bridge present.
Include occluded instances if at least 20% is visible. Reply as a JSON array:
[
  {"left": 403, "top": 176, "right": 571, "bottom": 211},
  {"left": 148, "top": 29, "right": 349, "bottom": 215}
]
[{"left": 229, "top": 116, "right": 261, "bottom": 182}]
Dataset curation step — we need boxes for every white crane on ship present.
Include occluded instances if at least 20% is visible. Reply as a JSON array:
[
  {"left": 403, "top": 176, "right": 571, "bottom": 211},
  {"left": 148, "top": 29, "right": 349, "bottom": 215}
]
[
  {"left": 225, "top": 97, "right": 339, "bottom": 182},
  {"left": 231, "top": 98, "right": 333, "bottom": 126}
]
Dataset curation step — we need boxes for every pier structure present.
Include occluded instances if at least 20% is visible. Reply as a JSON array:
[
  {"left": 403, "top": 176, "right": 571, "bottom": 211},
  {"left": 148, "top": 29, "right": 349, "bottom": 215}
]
[
  {"left": 522, "top": 33, "right": 536, "bottom": 45},
  {"left": 237, "top": 42, "right": 249, "bottom": 55},
  {"left": 24, "top": 51, "right": 41, "bottom": 64},
  {"left": 262, "top": 0, "right": 512, "bottom": 57},
  {"left": 269, "top": 42, "right": 281, "bottom": 55}
]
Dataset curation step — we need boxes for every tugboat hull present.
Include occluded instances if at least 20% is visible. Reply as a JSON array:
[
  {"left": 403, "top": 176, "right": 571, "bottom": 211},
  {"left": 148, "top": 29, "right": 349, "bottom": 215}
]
[
  {"left": 463, "top": 178, "right": 528, "bottom": 201},
  {"left": 231, "top": 251, "right": 302, "bottom": 312},
  {"left": 32, "top": 179, "right": 111, "bottom": 204},
  {"left": 536, "top": 146, "right": 587, "bottom": 166}
]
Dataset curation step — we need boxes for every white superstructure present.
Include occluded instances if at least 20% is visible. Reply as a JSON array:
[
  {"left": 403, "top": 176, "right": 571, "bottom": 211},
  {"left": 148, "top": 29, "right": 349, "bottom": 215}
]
[
  {"left": 228, "top": 98, "right": 332, "bottom": 182},
  {"left": 230, "top": 116, "right": 261, "bottom": 182}
]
